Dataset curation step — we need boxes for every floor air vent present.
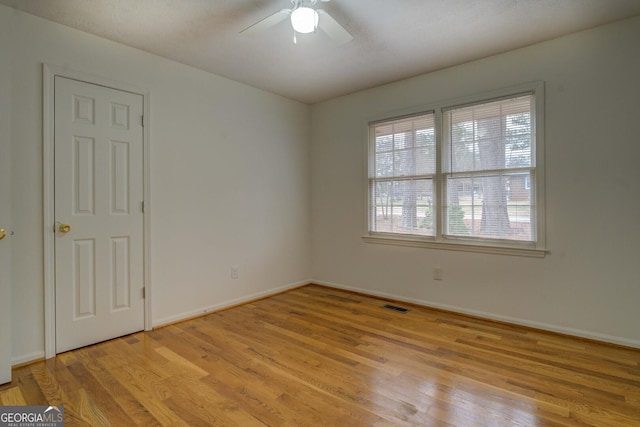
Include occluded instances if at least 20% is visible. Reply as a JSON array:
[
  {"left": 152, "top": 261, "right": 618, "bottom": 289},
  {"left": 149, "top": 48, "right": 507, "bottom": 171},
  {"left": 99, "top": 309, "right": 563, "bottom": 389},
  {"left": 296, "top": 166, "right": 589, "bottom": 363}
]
[{"left": 382, "top": 304, "right": 410, "bottom": 313}]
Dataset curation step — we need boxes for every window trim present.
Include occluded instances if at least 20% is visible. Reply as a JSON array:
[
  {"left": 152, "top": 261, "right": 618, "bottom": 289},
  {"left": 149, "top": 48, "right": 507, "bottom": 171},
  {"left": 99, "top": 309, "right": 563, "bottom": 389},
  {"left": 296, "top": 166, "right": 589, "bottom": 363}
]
[{"left": 363, "top": 82, "right": 547, "bottom": 257}]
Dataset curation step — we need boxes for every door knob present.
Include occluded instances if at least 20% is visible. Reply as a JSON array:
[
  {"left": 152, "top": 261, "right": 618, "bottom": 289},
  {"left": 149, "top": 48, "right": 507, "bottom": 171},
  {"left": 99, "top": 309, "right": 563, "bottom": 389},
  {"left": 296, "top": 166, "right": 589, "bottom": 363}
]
[
  {"left": 0, "top": 228, "right": 5, "bottom": 240},
  {"left": 58, "top": 223, "right": 72, "bottom": 233}
]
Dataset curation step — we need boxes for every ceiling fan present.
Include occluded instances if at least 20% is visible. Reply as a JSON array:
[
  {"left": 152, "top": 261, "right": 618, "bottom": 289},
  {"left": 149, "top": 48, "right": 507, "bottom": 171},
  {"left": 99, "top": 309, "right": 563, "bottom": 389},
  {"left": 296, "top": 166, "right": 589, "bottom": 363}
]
[{"left": 240, "top": 0, "right": 353, "bottom": 44}]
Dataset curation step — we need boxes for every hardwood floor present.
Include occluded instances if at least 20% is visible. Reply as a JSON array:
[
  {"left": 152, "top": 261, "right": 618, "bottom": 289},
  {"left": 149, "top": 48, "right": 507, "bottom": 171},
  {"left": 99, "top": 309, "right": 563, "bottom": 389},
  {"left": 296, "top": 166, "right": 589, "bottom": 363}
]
[{"left": 2, "top": 284, "right": 640, "bottom": 426}]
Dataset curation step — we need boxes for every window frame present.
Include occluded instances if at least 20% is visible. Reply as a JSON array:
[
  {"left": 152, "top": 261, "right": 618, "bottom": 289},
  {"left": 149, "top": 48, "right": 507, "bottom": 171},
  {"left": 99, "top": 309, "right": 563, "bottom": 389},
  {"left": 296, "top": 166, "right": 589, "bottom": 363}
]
[{"left": 363, "top": 82, "right": 547, "bottom": 257}]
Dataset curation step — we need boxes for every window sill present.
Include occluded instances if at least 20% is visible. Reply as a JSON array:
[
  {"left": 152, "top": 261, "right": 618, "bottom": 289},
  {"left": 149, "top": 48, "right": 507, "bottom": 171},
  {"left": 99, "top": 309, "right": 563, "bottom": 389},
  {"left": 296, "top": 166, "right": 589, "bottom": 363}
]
[{"left": 362, "top": 234, "right": 548, "bottom": 258}]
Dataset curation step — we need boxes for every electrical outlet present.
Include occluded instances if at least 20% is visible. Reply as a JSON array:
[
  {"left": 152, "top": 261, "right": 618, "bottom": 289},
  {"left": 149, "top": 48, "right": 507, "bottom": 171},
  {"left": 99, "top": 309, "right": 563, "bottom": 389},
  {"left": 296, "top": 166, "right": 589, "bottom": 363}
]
[
  {"left": 231, "top": 265, "right": 239, "bottom": 279},
  {"left": 434, "top": 267, "right": 443, "bottom": 281}
]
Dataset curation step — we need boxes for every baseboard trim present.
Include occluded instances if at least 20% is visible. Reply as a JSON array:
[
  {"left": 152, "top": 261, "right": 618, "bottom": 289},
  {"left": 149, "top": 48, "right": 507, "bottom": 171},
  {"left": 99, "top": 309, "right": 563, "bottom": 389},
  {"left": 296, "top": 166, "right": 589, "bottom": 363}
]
[
  {"left": 12, "top": 351, "right": 45, "bottom": 368},
  {"left": 10, "top": 280, "right": 312, "bottom": 368},
  {"left": 12, "top": 277, "right": 635, "bottom": 367},
  {"left": 312, "top": 280, "right": 640, "bottom": 350},
  {"left": 152, "top": 279, "right": 312, "bottom": 328}
]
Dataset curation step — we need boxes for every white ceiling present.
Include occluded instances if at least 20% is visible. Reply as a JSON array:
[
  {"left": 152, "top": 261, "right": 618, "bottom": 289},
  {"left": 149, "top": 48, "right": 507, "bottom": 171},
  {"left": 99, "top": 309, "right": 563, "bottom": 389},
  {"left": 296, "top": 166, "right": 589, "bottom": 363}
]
[{"left": 2, "top": 0, "right": 640, "bottom": 104}]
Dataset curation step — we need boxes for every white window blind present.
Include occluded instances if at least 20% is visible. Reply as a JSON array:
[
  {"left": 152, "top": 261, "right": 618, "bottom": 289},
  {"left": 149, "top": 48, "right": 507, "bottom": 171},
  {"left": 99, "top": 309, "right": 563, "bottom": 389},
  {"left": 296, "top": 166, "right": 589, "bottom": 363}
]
[
  {"left": 443, "top": 95, "right": 535, "bottom": 242},
  {"left": 369, "top": 113, "right": 435, "bottom": 236}
]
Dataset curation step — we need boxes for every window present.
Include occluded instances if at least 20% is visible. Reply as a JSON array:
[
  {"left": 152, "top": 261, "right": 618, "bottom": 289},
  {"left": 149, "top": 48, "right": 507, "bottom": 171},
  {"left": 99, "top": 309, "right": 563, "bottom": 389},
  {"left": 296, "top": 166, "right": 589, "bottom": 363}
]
[
  {"left": 366, "top": 84, "right": 545, "bottom": 256},
  {"left": 369, "top": 113, "right": 436, "bottom": 237}
]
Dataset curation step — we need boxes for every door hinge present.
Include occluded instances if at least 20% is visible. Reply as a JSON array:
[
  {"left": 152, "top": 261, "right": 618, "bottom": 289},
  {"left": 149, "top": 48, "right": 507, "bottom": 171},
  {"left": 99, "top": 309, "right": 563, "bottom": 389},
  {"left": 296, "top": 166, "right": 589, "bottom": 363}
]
[
  {"left": 142, "top": 287, "right": 146, "bottom": 299},
  {"left": 141, "top": 115, "right": 144, "bottom": 127},
  {"left": 141, "top": 201, "right": 144, "bottom": 213}
]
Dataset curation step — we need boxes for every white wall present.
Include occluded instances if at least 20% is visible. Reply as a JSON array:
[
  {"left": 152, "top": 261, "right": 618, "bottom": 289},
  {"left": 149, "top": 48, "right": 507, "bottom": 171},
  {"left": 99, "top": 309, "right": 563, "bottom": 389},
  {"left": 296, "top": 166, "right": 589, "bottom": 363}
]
[
  {"left": 2, "top": 5, "right": 311, "bottom": 364},
  {"left": 310, "top": 17, "right": 640, "bottom": 347}
]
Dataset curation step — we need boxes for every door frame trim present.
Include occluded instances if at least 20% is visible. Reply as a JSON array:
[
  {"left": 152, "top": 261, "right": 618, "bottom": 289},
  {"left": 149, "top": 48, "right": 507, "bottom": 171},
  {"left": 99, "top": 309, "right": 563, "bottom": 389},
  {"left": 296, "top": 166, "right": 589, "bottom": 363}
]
[{"left": 43, "top": 64, "right": 152, "bottom": 358}]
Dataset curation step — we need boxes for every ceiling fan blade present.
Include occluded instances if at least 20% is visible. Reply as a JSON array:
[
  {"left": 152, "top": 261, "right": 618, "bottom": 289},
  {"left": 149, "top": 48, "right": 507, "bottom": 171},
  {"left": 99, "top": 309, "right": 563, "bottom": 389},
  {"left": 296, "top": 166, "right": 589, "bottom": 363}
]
[
  {"left": 317, "top": 9, "right": 352, "bottom": 44},
  {"left": 240, "top": 9, "right": 291, "bottom": 36}
]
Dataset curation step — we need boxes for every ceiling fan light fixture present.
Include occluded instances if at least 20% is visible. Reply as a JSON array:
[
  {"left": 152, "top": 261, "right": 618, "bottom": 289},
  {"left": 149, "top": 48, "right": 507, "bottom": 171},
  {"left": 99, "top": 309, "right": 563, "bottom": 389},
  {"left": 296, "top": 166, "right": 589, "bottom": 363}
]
[{"left": 290, "top": 7, "right": 318, "bottom": 34}]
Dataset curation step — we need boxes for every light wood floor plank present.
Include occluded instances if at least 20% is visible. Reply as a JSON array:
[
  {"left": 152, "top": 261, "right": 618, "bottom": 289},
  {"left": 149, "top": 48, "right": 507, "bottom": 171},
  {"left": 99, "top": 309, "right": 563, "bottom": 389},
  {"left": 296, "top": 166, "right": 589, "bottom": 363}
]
[
  {"left": 1, "top": 284, "right": 639, "bottom": 426},
  {"left": 0, "top": 386, "right": 26, "bottom": 405}
]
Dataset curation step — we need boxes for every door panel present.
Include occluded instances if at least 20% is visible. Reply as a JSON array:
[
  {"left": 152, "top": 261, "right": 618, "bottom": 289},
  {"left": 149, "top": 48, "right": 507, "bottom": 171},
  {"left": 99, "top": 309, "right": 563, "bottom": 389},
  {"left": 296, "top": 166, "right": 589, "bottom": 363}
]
[{"left": 55, "top": 76, "right": 144, "bottom": 353}]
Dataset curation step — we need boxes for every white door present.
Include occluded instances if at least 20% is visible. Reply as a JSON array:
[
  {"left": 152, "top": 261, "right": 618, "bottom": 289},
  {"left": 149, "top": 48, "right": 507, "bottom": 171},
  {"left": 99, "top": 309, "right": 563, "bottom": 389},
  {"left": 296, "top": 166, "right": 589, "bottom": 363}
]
[
  {"left": 0, "top": 68, "right": 12, "bottom": 384},
  {"left": 54, "top": 76, "right": 144, "bottom": 353}
]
